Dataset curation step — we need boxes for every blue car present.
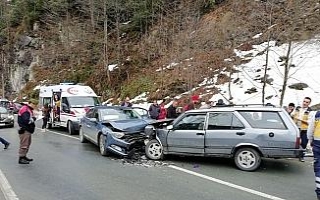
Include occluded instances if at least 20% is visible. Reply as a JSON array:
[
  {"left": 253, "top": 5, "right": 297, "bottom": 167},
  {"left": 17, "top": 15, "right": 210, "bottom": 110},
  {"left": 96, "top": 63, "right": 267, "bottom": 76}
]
[{"left": 79, "top": 106, "right": 152, "bottom": 157}]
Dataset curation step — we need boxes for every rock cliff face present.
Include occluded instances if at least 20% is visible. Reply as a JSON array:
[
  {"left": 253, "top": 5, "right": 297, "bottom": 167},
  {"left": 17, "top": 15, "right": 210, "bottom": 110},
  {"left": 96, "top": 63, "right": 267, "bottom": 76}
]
[{"left": 9, "top": 35, "right": 40, "bottom": 94}]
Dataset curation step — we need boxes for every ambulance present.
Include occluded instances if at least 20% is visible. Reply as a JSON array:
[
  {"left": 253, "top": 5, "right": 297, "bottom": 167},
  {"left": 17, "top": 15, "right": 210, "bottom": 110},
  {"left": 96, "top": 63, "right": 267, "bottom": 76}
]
[{"left": 39, "top": 83, "right": 100, "bottom": 135}]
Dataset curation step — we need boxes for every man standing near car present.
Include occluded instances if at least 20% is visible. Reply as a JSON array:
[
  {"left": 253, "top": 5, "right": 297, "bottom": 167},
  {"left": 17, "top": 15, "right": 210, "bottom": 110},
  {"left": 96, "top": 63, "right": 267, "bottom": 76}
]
[
  {"left": 17, "top": 100, "right": 37, "bottom": 164},
  {"left": 292, "top": 97, "right": 312, "bottom": 162},
  {"left": 307, "top": 110, "right": 320, "bottom": 200}
]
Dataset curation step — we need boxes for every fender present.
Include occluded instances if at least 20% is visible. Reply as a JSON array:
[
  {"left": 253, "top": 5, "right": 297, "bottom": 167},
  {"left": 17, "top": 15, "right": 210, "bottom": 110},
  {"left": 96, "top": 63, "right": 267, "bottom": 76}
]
[{"left": 232, "top": 143, "right": 261, "bottom": 154}]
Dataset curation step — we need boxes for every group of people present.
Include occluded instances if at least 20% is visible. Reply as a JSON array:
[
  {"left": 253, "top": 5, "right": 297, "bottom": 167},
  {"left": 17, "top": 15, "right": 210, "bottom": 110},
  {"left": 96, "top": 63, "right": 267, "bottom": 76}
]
[{"left": 285, "top": 97, "right": 320, "bottom": 200}]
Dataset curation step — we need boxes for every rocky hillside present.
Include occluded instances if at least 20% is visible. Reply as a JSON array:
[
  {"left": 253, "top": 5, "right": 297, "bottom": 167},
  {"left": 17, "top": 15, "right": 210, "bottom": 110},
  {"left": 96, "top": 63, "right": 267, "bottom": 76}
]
[{"left": 0, "top": 0, "right": 319, "bottom": 104}]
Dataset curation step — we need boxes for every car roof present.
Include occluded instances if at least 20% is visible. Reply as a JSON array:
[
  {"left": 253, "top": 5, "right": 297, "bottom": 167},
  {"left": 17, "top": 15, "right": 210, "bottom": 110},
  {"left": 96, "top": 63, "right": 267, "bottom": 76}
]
[
  {"left": 186, "top": 105, "right": 284, "bottom": 113},
  {"left": 94, "top": 106, "right": 134, "bottom": 110}
]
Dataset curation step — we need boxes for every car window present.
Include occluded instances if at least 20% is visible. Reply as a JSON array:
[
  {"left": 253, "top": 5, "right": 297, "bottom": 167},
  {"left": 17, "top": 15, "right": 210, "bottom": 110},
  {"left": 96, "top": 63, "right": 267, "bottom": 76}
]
[
  {"left": 100, "top": 108, "right": 141, "bottom": 121},
  {"left": 207, "top": 112, "right": 244, "bottom": 130},
  {"left": 174, "top": 113, "right": 206, "bottom": 130},
  {"left": 238, "top": 111, "right": 287, "bottom": 129},
  {"left": 0, "top": 107, "right": 8, "bottom": 114}
]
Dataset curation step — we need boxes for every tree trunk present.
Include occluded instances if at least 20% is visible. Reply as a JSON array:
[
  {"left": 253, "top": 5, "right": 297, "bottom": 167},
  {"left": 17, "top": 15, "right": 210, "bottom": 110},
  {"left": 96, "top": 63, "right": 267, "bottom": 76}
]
[{"left": 280, "top": 41, "right": 292, "bottom": 106}]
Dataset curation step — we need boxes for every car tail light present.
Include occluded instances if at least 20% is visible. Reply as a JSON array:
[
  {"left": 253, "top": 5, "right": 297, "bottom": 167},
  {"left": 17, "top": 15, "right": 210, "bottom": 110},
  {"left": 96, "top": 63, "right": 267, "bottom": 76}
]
[
  {"left": 295, "top": 137, "right": 301, "bottom": 149},
  {"left": 84, "top": 107, "right": 90, "bottom": 113},
  {"left": 70, "top": 111, "right": 76, "bottom": 117}
]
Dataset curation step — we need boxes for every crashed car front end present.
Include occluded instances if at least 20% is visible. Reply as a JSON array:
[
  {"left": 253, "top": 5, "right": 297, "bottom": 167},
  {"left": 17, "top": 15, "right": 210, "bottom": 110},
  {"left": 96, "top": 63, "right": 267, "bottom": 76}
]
[
  {"left": 102, "top": 125, "right": 147, "bottom": 157},
  {"left": 0, "top": 113, "right": 14, "bottom": 127}
]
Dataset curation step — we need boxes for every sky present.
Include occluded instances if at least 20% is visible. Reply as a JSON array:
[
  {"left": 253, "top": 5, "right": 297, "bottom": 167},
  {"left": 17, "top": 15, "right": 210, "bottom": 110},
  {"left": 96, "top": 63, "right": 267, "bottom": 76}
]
[{"left": 131, "top": 36, "right": 320, "bottom": 109}]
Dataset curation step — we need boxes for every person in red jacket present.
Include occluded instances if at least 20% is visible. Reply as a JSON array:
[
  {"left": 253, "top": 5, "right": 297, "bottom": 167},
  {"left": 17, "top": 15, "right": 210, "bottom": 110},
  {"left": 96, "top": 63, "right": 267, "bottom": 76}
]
[
  {"left": 17, "top": 100, "right": 37, "bottom": 164},
  {"left": 158, "top": 100, "right": 167, "bottom": 120}
]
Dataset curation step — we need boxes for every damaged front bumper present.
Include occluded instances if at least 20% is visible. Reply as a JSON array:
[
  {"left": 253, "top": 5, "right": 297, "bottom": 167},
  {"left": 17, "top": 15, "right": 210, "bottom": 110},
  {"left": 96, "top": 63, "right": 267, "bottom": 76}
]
[{"left": 107, "top": 133, "right": 147, "bottom": 157}]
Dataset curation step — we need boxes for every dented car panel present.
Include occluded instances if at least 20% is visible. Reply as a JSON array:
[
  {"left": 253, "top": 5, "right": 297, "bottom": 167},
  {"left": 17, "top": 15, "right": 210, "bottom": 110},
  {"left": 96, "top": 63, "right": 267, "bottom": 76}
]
[
  {"left": 144, "top": 106, "right": 302, "bottom": 171},
  {"left": 80, "top": 106, "right": 149, "bottom": 157}
]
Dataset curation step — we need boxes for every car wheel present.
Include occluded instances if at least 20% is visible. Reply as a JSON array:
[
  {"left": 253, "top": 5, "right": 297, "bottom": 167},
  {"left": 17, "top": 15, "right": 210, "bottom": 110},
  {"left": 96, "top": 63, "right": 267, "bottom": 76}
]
[
  {"left": 99, "top": 134, "right": 109, "bottom": 156},
  {"left": 79, "top": 127, "right": 87, "bottom": 143},
  {"left": 234, "top": 148, "right": 261, "bottom": 172},
  {"left": 67, "top": 121, "right": 75, "bottom": 135},
  {"left": 47, "top": 123, "right": 52, "bottom": 129},
  {"left": 145, "top": 139, "right": 164, "bottom": 160}
]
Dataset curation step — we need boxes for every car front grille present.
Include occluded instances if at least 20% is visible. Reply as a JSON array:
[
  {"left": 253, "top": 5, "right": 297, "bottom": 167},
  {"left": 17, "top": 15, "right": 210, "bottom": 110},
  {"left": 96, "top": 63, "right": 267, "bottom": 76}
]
[{"left": 122, "top": 133, "right": 147, "bottom": 143}]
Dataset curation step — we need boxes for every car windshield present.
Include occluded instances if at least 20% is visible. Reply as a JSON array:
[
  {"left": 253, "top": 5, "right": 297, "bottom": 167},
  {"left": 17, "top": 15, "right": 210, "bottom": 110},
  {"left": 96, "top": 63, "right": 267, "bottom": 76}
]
[
  {"left": 0, "top": 107, "right": 8, "bottom": 114},
  {"left": 0, "top": 100, "right": 9, "bottom": 108},
  {"left": 100, "top": 108, "right": 141, "bottom": 121},
  {"left": 67, "top": 97, "right": 100, "bottom": 108}
]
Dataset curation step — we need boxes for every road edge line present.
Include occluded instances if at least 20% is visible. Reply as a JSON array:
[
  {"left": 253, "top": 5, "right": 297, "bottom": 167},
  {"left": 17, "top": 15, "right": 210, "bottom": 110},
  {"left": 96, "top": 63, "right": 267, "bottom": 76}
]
[
  {"left": 0, "top": 169, "right": 19, "bottom": 200},
  {"left": 168, "top": 165, "right": 286, "bottom": 200},
  {"left": 35, "top": 128, "right": 79, "bottom": 140}
]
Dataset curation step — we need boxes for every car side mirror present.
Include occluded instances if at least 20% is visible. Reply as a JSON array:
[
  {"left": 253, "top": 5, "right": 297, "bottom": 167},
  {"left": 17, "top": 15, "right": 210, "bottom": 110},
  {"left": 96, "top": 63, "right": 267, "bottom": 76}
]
[{"left": 167, "top": 125, "right": 174, "bottom": 130}]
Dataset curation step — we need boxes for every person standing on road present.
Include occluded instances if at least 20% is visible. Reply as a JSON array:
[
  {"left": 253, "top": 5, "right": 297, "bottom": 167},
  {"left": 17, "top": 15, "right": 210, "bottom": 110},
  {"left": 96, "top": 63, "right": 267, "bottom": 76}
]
[
  {"left": 291, "top": 97, "right": 312, "bottom": 162},
  {"left": 17, "top": 100, "right": 37, "bottom": 164},
  {"left": 41, "top": 103, "right": 50, "bottom": 132},
  {"left": 286, "top": 102, "right": 295, "bottom": 114},
  {"left": 149, "top": 100, "right": 160, "bottom": 120},
  {"left": 307, "top": 110, "right": 320, "bottom": 200},
  {"left": 0, "top": 137, "right": 10, "bottom": 149},
  {"left": 166, "top": 100, "right": 179, "bottom": 119},
  {"left": 121, "top": 96, "right": 133, "bottom": 107}
]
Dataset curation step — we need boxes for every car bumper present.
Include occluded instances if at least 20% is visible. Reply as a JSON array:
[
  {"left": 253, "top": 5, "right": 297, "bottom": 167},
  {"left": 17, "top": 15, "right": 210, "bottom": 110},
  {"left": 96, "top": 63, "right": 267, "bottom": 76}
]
[
  {"left": 106, "top": 133, "right": 147, "bottom": 157},
  {"left": 0, "top": 119, "right": 14, "bottom": 127}
]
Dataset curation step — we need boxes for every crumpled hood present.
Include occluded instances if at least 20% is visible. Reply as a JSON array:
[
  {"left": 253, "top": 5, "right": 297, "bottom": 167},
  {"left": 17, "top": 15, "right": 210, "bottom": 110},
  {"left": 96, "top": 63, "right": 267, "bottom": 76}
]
[{"left": 107, "top": 119, "right": 149, "bottom": 132}]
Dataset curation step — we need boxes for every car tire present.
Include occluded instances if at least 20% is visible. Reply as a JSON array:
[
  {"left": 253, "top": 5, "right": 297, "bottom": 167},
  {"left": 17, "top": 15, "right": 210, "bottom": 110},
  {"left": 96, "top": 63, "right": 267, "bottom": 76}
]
[
  {"left": 99, "top": 134, "right": 110, "bottom": 156},
  {"left": 47, "top": 123, "right": 52, "bottom": 129},
  {"left": 145, "top": 139, "right": 164, "bottom": 160},
  {"left": 79, "top": 127, "right": 87, "bottom": 143},
  {"left": 67, "top": 121, "right": 75, "bottom": 135},
  {"left": 234, "top": 148, "right": 261, "bottom": 172}
]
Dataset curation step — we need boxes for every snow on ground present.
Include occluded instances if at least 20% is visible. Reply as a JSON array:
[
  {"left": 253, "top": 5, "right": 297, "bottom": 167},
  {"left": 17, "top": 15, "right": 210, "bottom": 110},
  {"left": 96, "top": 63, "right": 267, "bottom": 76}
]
[
  {"left": 133, "top": 38, "right": 320, "bottom": 108},
  {"left": 205, "top": 38, "right": 320, "bottom": 107}
]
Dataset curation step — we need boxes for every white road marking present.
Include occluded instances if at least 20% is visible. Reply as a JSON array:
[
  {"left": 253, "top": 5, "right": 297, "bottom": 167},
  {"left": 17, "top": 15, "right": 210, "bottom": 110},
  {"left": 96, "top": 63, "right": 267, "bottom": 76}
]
[
  {"left": 168, "top": 165, "right": 286, "bottom": 200},
  {"left": 0, "top": 169, "right": 19, "bottom": 200},
  {"left": 35, "top": 128, "right": 79, "bottom": 140}
]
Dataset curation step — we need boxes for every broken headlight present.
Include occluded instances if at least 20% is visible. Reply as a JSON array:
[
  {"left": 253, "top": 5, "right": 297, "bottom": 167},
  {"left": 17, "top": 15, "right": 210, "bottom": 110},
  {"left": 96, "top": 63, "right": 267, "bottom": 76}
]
[{"left": 110, "top": 131, "right": 125, "bottom": 139}]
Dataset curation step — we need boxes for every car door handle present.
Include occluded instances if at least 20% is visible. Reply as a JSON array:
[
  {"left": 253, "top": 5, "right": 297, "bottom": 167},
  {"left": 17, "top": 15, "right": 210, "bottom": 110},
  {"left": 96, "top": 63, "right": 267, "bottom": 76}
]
[
  {"left": 86, "top": 125, "right": 91, "bottom": 128},
  {"left": 196, "top": 132, "right": 205, "bottom": 136},
  {"left": 236, "top": 132, "right": 245, "bottom": 136}
]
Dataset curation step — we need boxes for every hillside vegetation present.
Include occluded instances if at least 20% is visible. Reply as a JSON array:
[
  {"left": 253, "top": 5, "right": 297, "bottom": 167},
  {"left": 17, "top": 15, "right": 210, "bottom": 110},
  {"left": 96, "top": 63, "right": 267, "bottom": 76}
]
[{"left": 0, "top": 0, "right": 319, "bottom": 103}]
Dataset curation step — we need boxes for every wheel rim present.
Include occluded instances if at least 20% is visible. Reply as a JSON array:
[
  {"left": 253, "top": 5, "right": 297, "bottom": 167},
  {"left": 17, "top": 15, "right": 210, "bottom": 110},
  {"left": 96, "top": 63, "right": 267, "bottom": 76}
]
[
  {"left": 237, "top": 150, "right": 256, "bottom": 169},
  {"left": 99, "top": 135, "right": 105, "bottom": 154},
  {"left": 147, "top": 142, "right": 162, "bottom": 159}
]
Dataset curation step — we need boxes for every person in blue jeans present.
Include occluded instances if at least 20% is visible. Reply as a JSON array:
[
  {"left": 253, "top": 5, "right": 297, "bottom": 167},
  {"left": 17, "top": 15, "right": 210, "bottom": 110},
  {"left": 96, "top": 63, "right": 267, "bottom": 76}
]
[{"left": 0, "top": 137, "right": 10, "bottom": 149}]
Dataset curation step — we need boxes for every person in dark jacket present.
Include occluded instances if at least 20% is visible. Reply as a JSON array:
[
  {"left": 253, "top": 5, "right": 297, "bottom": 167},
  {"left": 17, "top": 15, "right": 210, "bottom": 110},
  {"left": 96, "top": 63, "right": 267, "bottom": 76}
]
[
  {"left": 17, "top": 100, "right": 37, "bottom": 164},
  {"left": 215, "top": 99, "right": 226, "bottom": 107},
  {"left": 167, "top": 100, "right": 179, "bottom": 119},
  {"left": 121, "top": 96, "right": 133, "bottom": 107},
  {"left": 149, "top": 100, "right": 160, "bottom": 119}
]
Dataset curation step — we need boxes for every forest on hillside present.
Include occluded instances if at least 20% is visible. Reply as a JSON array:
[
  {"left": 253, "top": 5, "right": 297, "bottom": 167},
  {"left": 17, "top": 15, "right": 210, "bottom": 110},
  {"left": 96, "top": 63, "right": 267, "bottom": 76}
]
[{"left": 0, "top": 0, "right": 319, "bottom": 103}]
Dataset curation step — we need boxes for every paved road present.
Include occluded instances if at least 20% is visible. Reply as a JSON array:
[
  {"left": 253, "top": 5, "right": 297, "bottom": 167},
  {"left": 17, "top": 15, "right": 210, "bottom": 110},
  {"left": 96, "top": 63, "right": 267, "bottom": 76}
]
[{"left": 0, "top": 123, "right": 317, "bottom": 200}]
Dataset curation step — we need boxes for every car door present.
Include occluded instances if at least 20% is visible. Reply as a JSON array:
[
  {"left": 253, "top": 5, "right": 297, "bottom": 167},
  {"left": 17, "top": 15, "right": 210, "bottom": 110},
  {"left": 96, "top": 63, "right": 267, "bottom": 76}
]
[
  {"left": 82, "top": 109, "right": 95, "bottom": 140},
  {"left": 205, "top": 112, "right": 246, "bottom": 155},
  {"left": 86, "top": 109, "right": 100, "bottom": 143},
  {"left": 237, "top": 110, "right": 295, "bottom": 156},
  {"left": 166, "top": 113, "right": 206, "bottom": 154}
]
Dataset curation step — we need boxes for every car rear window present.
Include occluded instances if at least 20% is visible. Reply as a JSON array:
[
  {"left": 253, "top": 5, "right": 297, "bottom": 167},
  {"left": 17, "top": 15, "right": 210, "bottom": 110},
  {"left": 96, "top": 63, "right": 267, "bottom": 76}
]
[{"left": 238, "top": 111, "right": 287, "bottom": 129}]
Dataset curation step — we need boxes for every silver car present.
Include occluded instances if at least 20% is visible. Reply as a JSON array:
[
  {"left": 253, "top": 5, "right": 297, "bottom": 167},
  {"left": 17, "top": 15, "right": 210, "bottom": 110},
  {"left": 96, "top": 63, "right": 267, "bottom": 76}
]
[
  {"left": 0, "top": 106, "right": 15, "bottom": 128},
  {"left": 144, "top": 105, "right": 301, "bottom": 171}
]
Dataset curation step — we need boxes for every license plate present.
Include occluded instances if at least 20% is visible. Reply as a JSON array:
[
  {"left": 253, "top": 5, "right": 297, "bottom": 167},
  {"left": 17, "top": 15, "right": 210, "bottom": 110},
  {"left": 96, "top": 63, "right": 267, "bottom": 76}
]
[{"left": 0, "top": 123, "right": 5, "bottom": 126}]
